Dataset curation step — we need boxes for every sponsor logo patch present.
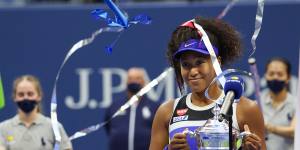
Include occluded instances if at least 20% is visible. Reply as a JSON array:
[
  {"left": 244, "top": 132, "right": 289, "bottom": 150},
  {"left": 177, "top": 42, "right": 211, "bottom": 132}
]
[
  {"left": 176, "top": 108, "right": 188, "bottom": 116},
  {"left": 173, "top": 115, "right": 189, "bottom": 123},
  {"left": 6, "top": 135, "right": 14, "bottom": 142}
]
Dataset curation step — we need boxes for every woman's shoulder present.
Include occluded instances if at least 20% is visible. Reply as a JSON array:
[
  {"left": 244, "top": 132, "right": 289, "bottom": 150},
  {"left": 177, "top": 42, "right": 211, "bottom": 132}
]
[
  {"left": 236, "top": 97, "right": 262, "bottom": 125},
  {"left": 154, "top": 99, "right": 178, "bottom": 125},
  {"left": 237, "top": 96, "right": 259, "bottom": 110},
  {"left": 38, "top": 114, "right": 65, "bottom": 129},
  {"left": 237, "top": 97, "right": 262, "bottom": 117},
  {"left": 157, "top": 95, "right": 186, "bottom": 113},
  {"left": 286, "top": 92, "right": 297, "bottom": 104},
  {"left": 157, "top": 99, "right": 175, "bottom": 114},
  {"left": 0, "top": 118, "right": 12, "bottom": 129},
  {"left": 0, "top": 115, "right": 19, "bottom": 128}
]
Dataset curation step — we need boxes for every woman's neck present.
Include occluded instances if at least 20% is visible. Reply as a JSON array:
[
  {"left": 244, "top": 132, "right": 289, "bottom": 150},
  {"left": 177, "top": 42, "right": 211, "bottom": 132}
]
[
  {"left": 18, "top": 109, "right": 38, "bottom": 128},
  {"left": 270, "top": 89, "right": 288, "bottom": 107},
  {"left": 191, "top": 92, "right": 214, "bottom": 107}
]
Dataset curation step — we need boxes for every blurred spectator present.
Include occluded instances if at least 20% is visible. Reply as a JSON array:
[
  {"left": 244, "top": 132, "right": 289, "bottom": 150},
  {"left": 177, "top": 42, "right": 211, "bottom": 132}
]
[
  {"left": 261, "top": 57, "right": 296, "bottom": 150},
  {"left": 105, "top": 67, "right": 159, "bottom": 150},
  {"left": 0, "top": 75, "right": 72, "bottom": 150}
]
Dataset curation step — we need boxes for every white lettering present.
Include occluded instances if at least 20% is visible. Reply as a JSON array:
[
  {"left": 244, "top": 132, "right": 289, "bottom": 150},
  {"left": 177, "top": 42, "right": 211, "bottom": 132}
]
[
  {"left": 98, "top": 68, "right": 127, "bottom": 108},
  {"left": 65, "top": 68, "right": 93, "bottom": 109},
  {"left": 64, "top": 68, "right": 198, "bottom": 110}
]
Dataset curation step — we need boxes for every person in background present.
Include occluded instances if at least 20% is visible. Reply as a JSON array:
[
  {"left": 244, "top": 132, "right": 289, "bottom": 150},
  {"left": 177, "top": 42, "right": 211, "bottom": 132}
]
[
  {"left": 261, "top": 57, "right": 296, "bottom": 150},
  {"left": 0, "top": 75, "right": 72, "bottom": 150},
  {"left": 105, "top": 67, "right": 159, "bottom": 150}
]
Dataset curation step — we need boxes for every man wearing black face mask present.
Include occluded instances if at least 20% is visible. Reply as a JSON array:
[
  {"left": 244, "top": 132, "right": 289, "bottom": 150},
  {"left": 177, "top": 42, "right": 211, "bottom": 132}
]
[
  {"left": 104, "top": 67, "right": 159, "bottom": 150},
  {"left": 260, "top": 57, "right": 296, "bottom": 150}
]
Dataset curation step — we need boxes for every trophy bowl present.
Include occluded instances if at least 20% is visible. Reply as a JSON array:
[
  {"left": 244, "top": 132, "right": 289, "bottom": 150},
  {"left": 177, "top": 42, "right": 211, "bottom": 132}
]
[
  {"left": 194, "top": 118, "right": 239, "bottom": 150},
  {"left": 184, "top": 105, "right": 247, "bottom": 150}
]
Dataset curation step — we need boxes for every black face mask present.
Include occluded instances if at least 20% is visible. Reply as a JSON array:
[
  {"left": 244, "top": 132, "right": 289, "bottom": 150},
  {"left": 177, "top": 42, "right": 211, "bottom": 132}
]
[
  {"left": 127, "top": 83, "right": 142, "bottom": 94},
  {"left": 16, "top": 99, "right": 38, "bottom": 114},
  {"left": 267, "top": 79, "right": 286, "bottom": 94}
]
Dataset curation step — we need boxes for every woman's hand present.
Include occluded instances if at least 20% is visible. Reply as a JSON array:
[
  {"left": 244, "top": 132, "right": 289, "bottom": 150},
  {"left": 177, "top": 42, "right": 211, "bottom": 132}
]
[
  {"left": 242, "top": 125, "right": 262, "bottom": 150},
  {"left": 265, "top": 117, "right": 295, "bottom": 138},
  {"left": 169, "top": 133, "right": 190, "bottom": 150},
  {"left": 265, "top": 123, "right": 275, "bottom": 133}
]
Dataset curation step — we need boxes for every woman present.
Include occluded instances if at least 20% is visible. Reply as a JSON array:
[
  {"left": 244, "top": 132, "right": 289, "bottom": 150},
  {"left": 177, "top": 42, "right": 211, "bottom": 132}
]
[
  {"left": 149, "top": 17, "right": 266, "bottom": 150},
  {"left": 0, "top": 75, "right": 72, "bottom": 150},
  {"left": 262, "top": 57, "right": 296, "bottom": 150}
]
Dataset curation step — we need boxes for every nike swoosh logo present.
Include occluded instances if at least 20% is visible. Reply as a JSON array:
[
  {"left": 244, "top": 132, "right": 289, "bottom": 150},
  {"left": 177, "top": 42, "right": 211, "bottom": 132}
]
[{"left": 184, "top": 42, "right": 197, "bottom": 48}]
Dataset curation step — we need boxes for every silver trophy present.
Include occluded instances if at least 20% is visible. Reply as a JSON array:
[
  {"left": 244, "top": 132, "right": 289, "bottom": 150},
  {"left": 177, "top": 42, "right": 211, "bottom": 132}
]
[{"left": 184, "top": 104, "right": 248, "bottom": 150}]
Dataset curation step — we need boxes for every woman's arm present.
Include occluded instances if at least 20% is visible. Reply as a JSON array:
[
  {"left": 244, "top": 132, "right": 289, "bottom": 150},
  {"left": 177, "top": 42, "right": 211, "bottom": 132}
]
[
  {"left": 265, "top": 116, "right": 295, "bottom": 138},
  {"left": 237, "top": 97, "right": 266, "bottom": 150},
  {"left": 0, "top": 145, "right": 5, "bottom": 150},
  {"left": 58, "top": 123, "right": 73, "bottom": 150},
  {"left": 0, "top": 124, "right": 6, "bottom": 150},
  {"left": 149, "top": 100, "right": 173, "bottom": 150}
]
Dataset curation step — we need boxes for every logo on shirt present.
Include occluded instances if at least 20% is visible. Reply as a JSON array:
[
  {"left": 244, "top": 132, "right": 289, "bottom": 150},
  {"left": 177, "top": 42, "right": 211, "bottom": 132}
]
[
  {"left": 176, "top": 108, "right": 188, "bottom": 116},
  {"left": 287, "top": 112, "right": 293, "bottom": 121},
  {"left": 6, "top": 135, "right": 14, "bottom": 142},
  {"left": 142, "top": 106, "right": 151, "bottom": 119},
  {"left": 173, "top": 115, "right": 189, "bottom": 123},
  {"left": 5, "top": 135, "right": 16, "bottom": 145}
]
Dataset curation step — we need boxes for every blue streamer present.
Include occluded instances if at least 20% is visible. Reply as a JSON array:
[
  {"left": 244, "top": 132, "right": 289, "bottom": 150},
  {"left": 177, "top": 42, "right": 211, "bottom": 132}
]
[
  {"left": 91, "top": 9, "right": 151, "bottom": 28},
  {"left": 91, "top": 0, "right": 152, "bottom": 53},
  {"left": 104, "top": 0, "right": 128, "bottom": 27}
]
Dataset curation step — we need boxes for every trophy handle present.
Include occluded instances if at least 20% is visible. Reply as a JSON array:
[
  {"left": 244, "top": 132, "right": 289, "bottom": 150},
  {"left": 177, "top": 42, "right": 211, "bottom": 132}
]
[
  {"left": 182, "top": 128, "right": 202, "bottom": 150},
  {"left": 182, "top": 128, "right": 197, "bottom": 138},
  {"left": 236, "top": 131, "right": 251, "bottom": 149}
]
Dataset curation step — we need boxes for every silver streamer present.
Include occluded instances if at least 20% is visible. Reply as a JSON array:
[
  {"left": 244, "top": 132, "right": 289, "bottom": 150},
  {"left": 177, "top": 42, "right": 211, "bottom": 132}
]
[
  {"left": 193, "top": 20, "right": 226, "bottom": 87},
  {"left": 68, "top": 68, "right": 173, "bottom": 141},
  {"left": 250, "top": 0, "right": 265, "bottom": 57},
  {"left": 217, "top": 0, "right": 239, "bottom": 19},
  {"left": 50, "top": 27, "right": 123, "bottom": 150}
]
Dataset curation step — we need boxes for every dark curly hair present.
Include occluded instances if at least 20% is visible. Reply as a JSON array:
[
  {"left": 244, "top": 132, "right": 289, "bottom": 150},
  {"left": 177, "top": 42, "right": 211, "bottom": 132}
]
[{"left": 166, "top": 17, "right": 243, "bottom": 93}]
